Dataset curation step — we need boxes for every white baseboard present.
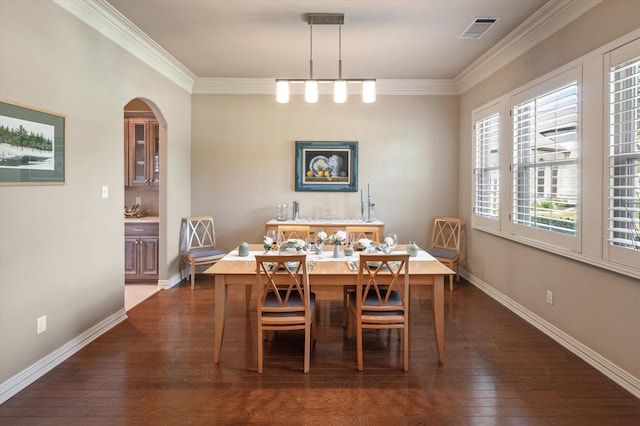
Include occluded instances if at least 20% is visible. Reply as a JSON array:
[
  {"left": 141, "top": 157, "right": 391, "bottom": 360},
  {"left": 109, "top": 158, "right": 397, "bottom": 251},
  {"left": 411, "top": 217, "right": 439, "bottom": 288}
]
[
  {"left": 0, "top": 309, "right": 128, "bottom": 405},
  {"left": 461, "top": 269, "right": 640, "bottom": 399},
  {"left": 158, "top": 272, "right": 183, "bottom": 289}
]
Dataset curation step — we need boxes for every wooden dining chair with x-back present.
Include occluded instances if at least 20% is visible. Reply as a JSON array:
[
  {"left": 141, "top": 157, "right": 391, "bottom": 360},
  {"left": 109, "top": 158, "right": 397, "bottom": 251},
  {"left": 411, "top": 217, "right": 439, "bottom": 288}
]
[
  {"left": 255, "top": 253, "right": 316, "bottom": 373},
  {"left": 347, "top": 253, "right": 410, "bottom": 371}
]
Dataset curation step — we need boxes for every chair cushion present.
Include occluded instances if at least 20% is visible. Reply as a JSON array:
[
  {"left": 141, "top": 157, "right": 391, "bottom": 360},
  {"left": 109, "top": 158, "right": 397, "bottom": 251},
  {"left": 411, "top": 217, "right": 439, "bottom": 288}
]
[
  {"left": 186, "top": 247, "right": 226, "bottom": 261},
  {"left": 262, "top": 291, "right": 316, "bottom": 317},
  {"left": 426, "top": 247, "right": 457, "bottom": 260},
  {"left": 348, "top": 289, "right": 403, "bottom": 315}
]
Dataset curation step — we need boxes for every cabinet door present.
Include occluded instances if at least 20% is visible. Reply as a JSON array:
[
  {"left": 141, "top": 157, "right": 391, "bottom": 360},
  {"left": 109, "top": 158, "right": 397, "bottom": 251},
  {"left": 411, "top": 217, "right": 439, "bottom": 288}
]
[
  {"left": 127, "top": 119, "right": 149, "bottom": 188},
  {"left": 139, "top": 237, "right": 159, "bottom": 278},
  {"left": 148, "top": 121, "right": 160, "bottom": 188},
  {"left": 124, "top": 237, "right": 139, "bottom": 277}
]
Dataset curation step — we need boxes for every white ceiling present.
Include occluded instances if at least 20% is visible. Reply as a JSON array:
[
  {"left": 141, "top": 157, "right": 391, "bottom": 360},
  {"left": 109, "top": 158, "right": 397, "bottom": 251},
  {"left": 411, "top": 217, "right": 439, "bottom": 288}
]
[{"left": 106, "top": 0, "right": 550, "bottom": 81}]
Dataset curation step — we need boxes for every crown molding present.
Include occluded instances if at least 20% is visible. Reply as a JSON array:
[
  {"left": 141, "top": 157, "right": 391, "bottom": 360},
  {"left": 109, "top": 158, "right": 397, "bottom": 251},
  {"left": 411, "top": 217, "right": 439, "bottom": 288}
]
[
  {"left": 53, "top": 0, "right": 196, "bottom": 93},
  {"left": 455, "top": 0, "right": 602, "bottom": 93},
  {"left": 54, "top": 0, "right": 601, "bottom": 97},
  {"left": 192, "top": 78, "right": 458, "bottom": 96}
]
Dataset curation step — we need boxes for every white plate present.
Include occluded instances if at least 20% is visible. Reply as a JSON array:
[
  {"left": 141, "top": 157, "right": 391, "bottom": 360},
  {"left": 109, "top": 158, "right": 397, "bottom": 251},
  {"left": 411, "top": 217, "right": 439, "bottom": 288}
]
[{"left": 309, "top": 155, "right": 329, "bottom": 176}]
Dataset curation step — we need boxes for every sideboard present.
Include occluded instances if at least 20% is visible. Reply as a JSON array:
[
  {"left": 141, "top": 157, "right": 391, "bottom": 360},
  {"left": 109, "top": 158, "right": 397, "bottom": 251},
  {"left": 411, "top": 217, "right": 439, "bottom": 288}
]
[{"left": 265, "top": 219, "right": 384, "bottom": 238}]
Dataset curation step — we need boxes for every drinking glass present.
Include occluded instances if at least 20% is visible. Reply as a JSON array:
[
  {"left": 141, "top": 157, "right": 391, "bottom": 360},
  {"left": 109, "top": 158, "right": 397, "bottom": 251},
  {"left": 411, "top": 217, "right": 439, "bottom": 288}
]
[{"left": 386, "top": 233, "right": 398, "bottom": 250}]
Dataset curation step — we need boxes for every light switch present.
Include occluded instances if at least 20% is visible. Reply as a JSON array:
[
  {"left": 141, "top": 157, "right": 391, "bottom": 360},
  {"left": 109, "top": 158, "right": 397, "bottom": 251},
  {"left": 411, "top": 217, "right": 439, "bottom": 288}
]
[{"left": 101, "top": 185, "right": 109, "bottom": 199}]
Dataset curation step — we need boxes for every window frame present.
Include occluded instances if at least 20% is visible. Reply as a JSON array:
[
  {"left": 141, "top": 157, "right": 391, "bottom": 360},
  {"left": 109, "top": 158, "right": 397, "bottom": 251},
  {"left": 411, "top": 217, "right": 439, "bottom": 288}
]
[
  {"left": 507, "top": 67, "right": 582, "bottom": 252},
  {"left": 472, "top": 101, "right": 504, "bottom": 232},
  {"left": 604, "top": 38, "right": 640, "bottom": 269}
]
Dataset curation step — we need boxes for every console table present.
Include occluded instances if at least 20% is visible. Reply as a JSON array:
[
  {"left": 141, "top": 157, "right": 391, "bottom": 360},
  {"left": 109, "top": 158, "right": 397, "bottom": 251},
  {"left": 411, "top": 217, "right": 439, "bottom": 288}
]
[{"left": 265, "top": 219, "right": 384, "bottom": 238}]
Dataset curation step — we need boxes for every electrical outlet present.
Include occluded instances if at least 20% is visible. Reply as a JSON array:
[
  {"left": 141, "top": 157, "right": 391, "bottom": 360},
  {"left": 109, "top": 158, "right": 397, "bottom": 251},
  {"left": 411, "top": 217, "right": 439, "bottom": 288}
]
[
  {"left": 101, "top": 185, "right": 109, "bottom": 199},
  {"left": 135, "top": 196, "right": 141, "bottom": 205},
  {"left": 546, "top": 290, "right": 554, "bottom": 305},
  {"left": 37, "top": 315, "right": 47, "bottom": 334}
]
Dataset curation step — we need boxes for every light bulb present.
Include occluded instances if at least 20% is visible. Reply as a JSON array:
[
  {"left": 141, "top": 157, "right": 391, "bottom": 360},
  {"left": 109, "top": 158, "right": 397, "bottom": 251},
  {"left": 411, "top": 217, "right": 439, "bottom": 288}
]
[
  {"left": 333, "top": 80, "right": 347, "bottom": 103},
  {"left": 305, "top": 80, "right": 318, "bottom": 103},
  {"left": 362, "top": 80, "right": 376, "bottom": 103},
  {"left": 276, "top": 81, "right": 289, "bottom": 103}
]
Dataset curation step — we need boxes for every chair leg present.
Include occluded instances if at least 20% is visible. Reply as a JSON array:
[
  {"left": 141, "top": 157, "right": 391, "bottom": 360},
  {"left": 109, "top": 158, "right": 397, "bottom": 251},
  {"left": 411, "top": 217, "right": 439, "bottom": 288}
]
[
  {"left": 356, "top": 321, "right": 364, "bottom": 371},
  {"left": 403, "top": 324, "right": 409, "bottom": 372},
  {"left": 257, "top": 322, "right": 264, "bottom": 374},
  {"left": 190, "top": 264, "right": 196, "bottom": 290},
  {"left": 304, "top": 322, "right": 311, "bottom": 373},
  {"left": 342, "top": 288, "right": 349, "bottom": 327}
]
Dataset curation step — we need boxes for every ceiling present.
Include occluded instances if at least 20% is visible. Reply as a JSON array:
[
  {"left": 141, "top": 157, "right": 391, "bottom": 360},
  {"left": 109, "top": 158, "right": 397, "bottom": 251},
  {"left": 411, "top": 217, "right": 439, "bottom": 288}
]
[{"left": 106, "top": 0, "right": 551, "bottom": 82}]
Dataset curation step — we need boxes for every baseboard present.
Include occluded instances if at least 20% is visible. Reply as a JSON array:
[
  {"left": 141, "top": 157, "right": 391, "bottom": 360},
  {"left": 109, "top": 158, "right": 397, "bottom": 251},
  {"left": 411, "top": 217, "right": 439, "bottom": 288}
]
[
  {"left": 461, "top": 269, "right": 640, "bottom": 399},
  {"left": 0, "top": 309, "right": 128, "bottom": 405},
  {"left": 158, "top": 272, "right": 183, "bottom": 289}
]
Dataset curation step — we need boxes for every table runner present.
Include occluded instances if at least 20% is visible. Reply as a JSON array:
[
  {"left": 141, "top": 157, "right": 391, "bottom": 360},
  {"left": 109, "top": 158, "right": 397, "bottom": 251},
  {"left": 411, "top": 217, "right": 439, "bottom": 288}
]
[{"left": 221, "top": 249, "right": 436, "bottom": 262}]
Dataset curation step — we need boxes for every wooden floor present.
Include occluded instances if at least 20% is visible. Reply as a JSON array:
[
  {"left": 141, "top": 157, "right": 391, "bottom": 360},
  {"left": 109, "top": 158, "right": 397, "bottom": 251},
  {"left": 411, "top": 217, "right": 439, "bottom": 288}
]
[{"left": 1, "top": 277, "right": 639, "bottom": 425}]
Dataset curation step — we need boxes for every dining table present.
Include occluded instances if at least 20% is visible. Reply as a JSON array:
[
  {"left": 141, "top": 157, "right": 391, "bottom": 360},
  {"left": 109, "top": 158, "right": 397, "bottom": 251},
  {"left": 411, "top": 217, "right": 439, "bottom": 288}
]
[{"left": 204, "top": 243, "right": 453, "bottom": 364}]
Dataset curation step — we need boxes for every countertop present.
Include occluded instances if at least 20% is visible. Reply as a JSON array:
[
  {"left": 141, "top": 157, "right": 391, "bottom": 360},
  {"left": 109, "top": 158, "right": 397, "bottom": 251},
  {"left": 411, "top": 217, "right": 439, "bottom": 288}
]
[{"left": 124, "top": 216, "right": 160, "bottom": 223}]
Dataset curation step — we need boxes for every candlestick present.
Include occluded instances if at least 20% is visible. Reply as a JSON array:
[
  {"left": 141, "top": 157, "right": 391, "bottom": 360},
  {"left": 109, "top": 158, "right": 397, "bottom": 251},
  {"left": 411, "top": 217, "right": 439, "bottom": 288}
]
[{"left": 360, "top": 189, "right": 364, "bottom": 220}]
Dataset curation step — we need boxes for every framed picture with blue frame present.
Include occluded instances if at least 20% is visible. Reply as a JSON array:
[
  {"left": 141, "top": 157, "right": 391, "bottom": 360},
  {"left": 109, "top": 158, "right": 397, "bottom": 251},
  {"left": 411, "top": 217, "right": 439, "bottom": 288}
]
[{"left": 295, "top": 141, "right": 358, "bottom": 192}]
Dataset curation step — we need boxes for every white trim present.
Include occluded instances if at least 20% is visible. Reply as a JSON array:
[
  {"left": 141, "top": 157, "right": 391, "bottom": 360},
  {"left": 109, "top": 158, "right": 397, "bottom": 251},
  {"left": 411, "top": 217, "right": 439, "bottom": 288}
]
[
  {"left": 461, "top": 269, "right": 640, "bottom": 399},
  {"left": 456, "top": 0, "right": 602, "bottom": 93},
  {"left": 192, "top": 78, "right": 459, "bottom": 96},
  {"left": 159, "top": 273, "right": 183, "bottom": 290},
  {"left": 52, "top": 0, "right": 195, "bottom": 93},
  {"left": 0, "top": 309, "right": 128, "bottom": 405},
  {"left": 52, "top": 0, "right": 601, "bottom": 96}
]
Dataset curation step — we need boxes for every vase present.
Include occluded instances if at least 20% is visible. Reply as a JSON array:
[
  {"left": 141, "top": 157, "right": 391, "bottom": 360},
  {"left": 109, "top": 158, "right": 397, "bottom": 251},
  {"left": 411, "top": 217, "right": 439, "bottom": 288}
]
[
  {"left": 333, "top": 245, "right": 342, "bottom": 258},
  {"left": 315, "top": 243, "right": 323, "bottom": 255}
]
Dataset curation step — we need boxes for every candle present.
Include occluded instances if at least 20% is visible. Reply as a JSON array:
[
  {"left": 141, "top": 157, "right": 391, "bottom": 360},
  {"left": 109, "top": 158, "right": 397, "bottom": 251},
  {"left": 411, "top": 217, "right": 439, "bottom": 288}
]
[{"left": 368, "top": 182, "right": 371, "bottom": 199}]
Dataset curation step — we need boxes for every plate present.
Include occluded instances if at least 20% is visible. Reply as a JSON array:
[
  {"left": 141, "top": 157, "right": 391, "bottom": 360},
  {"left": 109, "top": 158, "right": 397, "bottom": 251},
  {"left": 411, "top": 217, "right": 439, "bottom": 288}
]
[{"left": 309, "top": 155, "right": 329, "bottom": 176}]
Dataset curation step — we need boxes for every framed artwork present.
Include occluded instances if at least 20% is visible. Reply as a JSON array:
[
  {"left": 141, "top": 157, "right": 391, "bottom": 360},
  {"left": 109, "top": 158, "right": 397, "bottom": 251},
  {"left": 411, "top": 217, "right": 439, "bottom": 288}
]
[
  {"left": 0, "top": 99, "right": 66, "bottom": 185},
  {"left": 295, "top": 141, "right": 358, "bottom": 192}
]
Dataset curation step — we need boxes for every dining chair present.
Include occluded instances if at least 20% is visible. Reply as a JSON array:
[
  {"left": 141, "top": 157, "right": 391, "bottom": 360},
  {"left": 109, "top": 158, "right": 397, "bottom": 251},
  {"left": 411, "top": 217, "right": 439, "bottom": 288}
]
[
  {"left": 342, "top": 226, "right": 382, "bottom": 327},
  {"left": 347, "top": 253, "right": 410, "bottom": 371},
  {"left": 344, "top": 226, "right": 381, "bottom": 243},
  {"left": 276, "top": 225, "right": 310, "bottom": 242},
  {"left": 425, "top": 216, "right": 461, "bottom": 291},
  {"left": 255, "top": 254, "right": 316, "bottom": 373},
  {"left": 180, "top": 216, "right": 226, "bottom": 290}
]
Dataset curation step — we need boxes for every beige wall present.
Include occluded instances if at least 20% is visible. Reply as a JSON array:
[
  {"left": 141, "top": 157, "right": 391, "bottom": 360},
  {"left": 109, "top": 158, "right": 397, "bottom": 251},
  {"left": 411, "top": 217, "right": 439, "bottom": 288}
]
[
  {"left": 458, "top": 0, "right": 640, "bottom": 379},
  {"left": 0, "top": 0, "right": 191, "bottom": 383},
  {"left": 191, "top": 94, "right": 459, "bottom": 251}
]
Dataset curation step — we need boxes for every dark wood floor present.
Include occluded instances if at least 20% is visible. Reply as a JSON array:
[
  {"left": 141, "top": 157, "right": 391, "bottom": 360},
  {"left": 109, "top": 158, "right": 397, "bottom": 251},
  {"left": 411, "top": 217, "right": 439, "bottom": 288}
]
[{"left": 1, "top": 277, "right": 639, "bottom": 425}]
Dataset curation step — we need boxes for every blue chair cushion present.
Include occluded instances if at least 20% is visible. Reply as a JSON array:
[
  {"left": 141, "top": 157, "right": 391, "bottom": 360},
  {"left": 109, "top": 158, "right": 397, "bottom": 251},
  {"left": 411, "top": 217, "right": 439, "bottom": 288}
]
[
  {"left": 187, "top": 247, "right": 226, "bottom": 261},
  {"left": 262, "top": 290, "right": 316, "bottom": 317},
  {"left": 426, "top": 247, "right": 457, "bottom": 260},
  {"left": 349, "top": 289, "right": 403, "bottom": 315}
]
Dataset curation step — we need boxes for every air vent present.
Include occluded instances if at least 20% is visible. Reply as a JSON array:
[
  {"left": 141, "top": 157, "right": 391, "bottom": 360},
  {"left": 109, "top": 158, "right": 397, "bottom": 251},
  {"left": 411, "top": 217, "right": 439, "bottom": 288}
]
[{"left": 459, "top": 17, "right": 500, "bottom": 39}]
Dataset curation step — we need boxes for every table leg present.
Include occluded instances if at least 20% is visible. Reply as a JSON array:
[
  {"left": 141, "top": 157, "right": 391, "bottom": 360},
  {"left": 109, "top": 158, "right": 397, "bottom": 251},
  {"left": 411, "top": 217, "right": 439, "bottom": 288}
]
[
  {"left": 432, "top": 274, "right": 444, "bottom": 363},
  {"left": 214, "top": 274, "right": 227, "bottom": 363}
]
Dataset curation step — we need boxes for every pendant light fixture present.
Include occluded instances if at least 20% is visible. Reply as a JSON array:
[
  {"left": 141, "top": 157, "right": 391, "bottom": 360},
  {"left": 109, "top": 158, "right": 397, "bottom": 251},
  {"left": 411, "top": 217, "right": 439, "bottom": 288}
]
[{"left": 276, "top": 13, "right": 376, "bottom": 104}]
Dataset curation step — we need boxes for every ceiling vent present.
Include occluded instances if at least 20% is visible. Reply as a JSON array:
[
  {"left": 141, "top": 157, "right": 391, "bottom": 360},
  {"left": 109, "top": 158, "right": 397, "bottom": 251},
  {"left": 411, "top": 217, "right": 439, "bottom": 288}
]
[{"left": 459, "top": 17, "right": 500, "bottom": 39}]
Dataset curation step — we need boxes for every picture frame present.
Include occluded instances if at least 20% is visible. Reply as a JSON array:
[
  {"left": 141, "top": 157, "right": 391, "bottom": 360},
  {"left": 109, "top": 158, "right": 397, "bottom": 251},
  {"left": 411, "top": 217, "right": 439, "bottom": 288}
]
[
  {"left": 295, "top": 141, "right": 358, "bottom": 192},
  {"left": 0, "top": 99, "right": 66, "bottom": 185}
]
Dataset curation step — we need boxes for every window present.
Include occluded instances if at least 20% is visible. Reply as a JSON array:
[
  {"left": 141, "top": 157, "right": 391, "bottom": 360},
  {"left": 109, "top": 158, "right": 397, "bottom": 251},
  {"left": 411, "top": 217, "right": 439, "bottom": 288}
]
[
  {"left": 473, "top": 109, "right": 501, "bottom": 227},
  {"left": 608, "top": 45, "right": 640, "bottom": 265},
  {"left": 511, "top": 70, "right": 580, "bottom": 248}
]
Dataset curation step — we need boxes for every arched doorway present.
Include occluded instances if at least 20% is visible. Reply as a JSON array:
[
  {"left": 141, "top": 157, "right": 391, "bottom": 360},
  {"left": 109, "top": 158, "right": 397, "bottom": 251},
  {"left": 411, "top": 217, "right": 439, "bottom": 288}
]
[{"left": 123, "top": 98, "right": 166, "bottom": 310}]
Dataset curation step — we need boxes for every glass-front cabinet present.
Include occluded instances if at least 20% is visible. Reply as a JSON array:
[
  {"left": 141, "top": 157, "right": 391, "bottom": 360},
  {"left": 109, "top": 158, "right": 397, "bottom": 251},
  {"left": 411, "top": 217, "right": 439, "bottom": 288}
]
[{"left": 125, "top": 117, "right": 159, "bottom": 189}]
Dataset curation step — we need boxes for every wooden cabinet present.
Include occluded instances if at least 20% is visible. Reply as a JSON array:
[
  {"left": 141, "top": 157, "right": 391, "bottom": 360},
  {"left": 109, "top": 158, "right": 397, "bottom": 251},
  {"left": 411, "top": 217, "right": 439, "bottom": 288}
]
[
  {"left": 125, "top": 222, "right": 159, "bottom": 282},
  {"left": 125, "top": 118, "right": 159, "bottom": 190}
]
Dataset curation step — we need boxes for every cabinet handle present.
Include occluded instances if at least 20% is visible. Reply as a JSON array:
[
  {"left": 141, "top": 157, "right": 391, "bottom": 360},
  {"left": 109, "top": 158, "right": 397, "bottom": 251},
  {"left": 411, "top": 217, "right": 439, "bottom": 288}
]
[{"left": 131, "top": 228, "right": 145, "bottom": 232}]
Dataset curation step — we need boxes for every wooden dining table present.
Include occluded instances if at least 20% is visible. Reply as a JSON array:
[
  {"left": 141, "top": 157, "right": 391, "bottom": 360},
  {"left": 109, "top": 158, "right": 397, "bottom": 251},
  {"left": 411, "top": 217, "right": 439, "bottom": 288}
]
[{"left": 204, "top": 244, "right": 452, "bottom": 364}]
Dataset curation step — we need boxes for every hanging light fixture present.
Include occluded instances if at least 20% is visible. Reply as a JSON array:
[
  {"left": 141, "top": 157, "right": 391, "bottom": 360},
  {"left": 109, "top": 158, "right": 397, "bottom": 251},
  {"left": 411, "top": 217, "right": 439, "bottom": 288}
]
[{"left": 275, "top": 13, "right": 376, "bottom": 104}]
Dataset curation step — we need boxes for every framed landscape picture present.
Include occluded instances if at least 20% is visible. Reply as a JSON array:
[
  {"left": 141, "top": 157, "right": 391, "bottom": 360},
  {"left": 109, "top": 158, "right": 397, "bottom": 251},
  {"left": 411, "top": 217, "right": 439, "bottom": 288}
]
[
  {"left": 295, "top": 141, "right": 358, "bottom": 192},
  {"left": 0, "top": 99, "right": 66, "bottom": 185}
]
